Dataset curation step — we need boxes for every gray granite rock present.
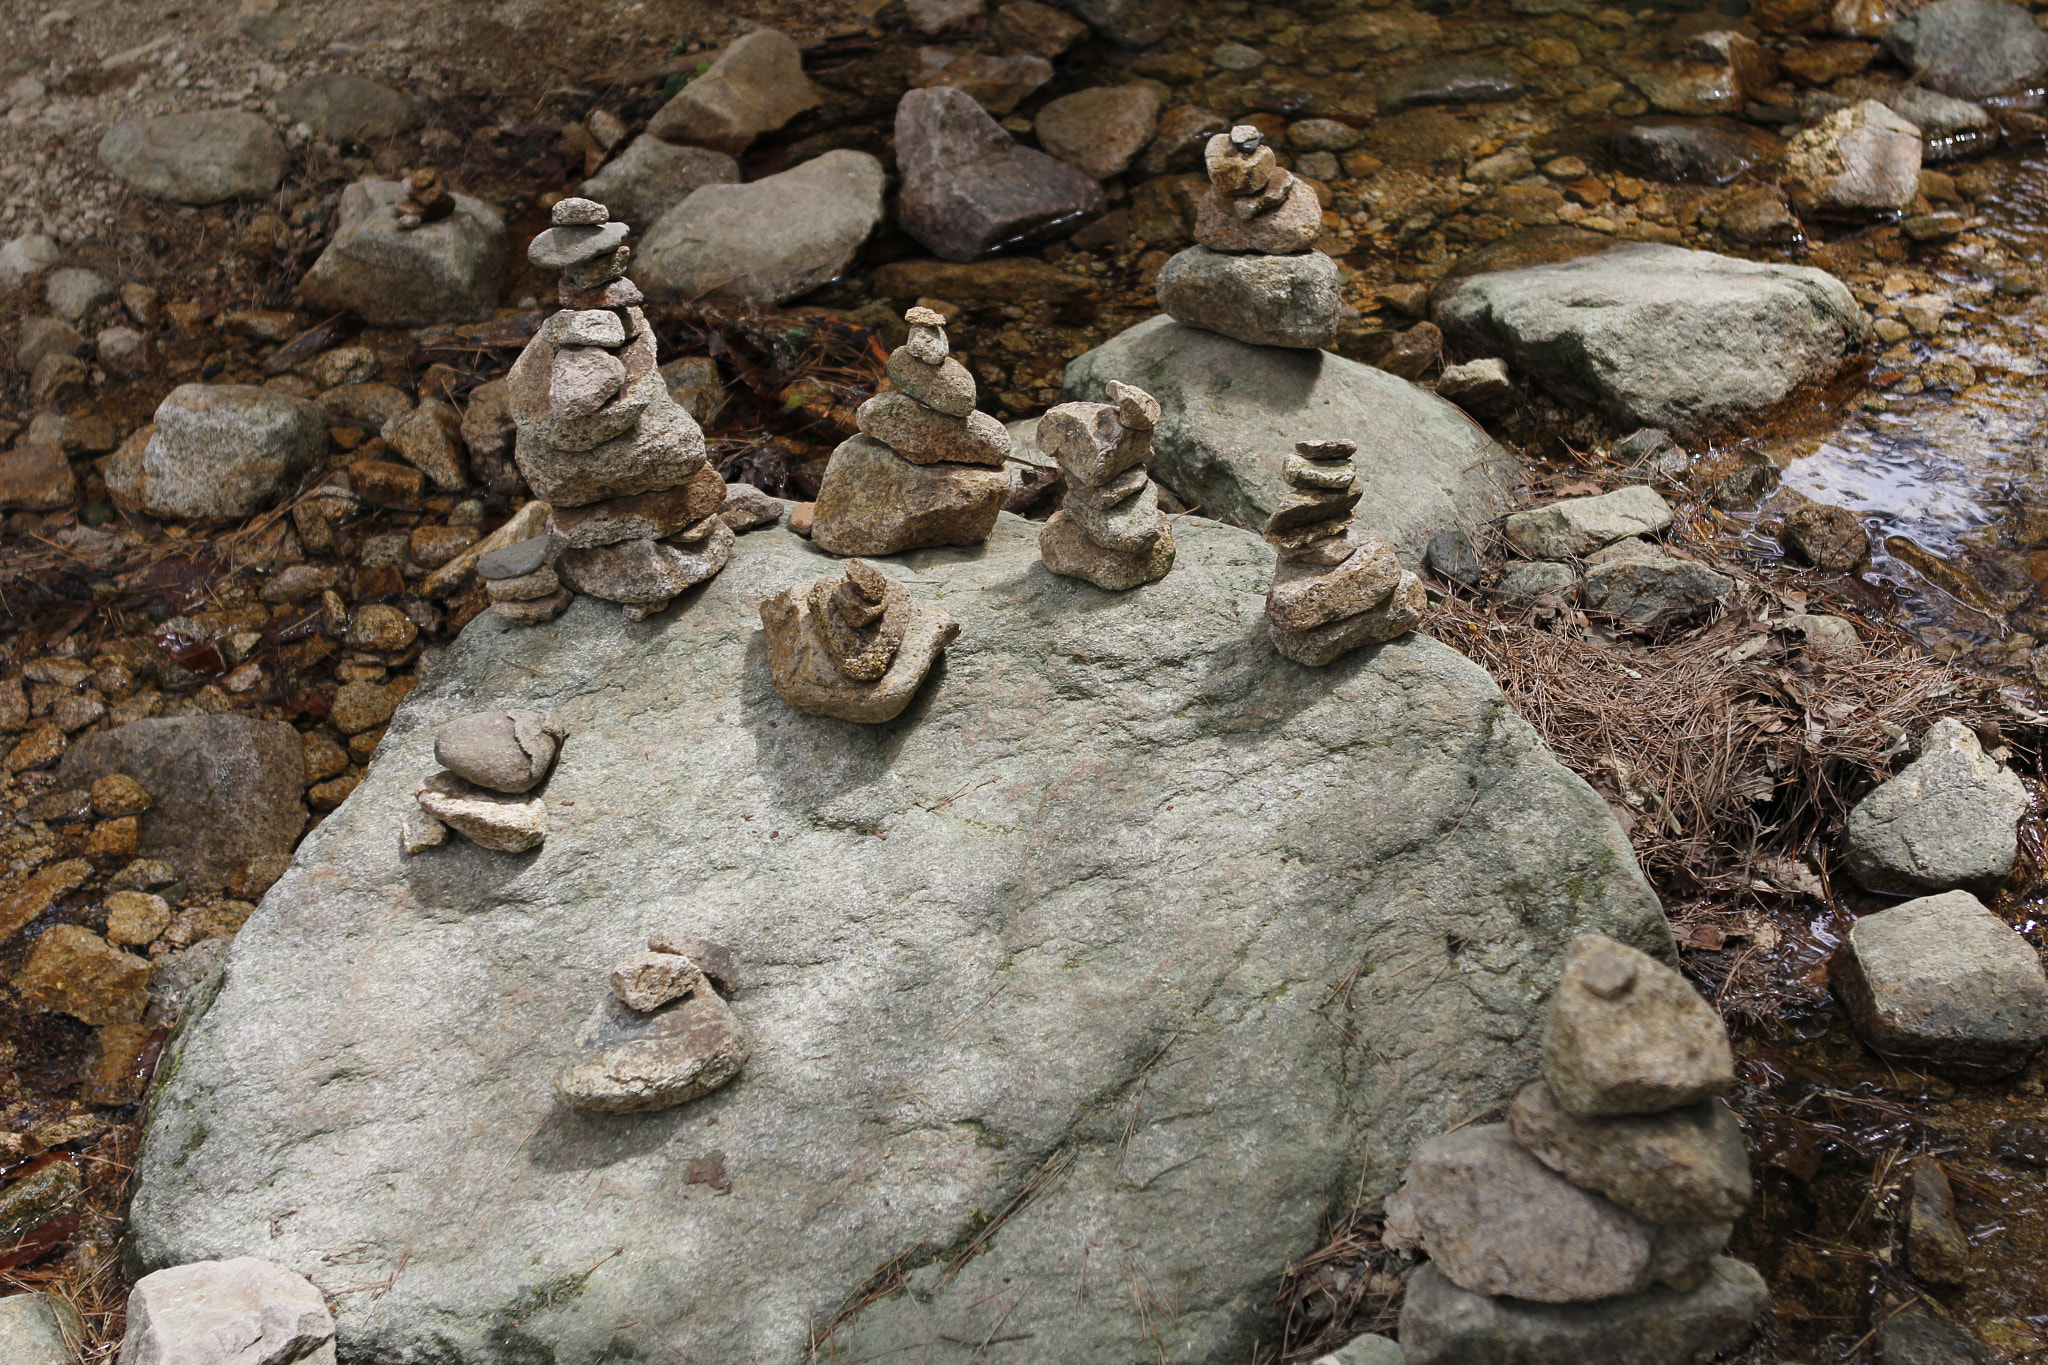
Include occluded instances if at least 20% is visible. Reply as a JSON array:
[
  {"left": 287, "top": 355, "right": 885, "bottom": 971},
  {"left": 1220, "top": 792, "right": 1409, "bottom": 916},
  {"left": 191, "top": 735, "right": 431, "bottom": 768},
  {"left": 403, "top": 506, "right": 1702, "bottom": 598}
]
[
  {"left": 97, "top": 112, "right": 286, "bottom": 205},
  {"left": 119, "top": 1257, "right": 336, "bottom": 1365},
  {"left": 1434, "top": 243, "right": 1868, "bottom": 431},
  {"left": 1582, "top": 554, "right": 1733, "bottom": 630},
  {"left": 578, "top": 136, "right": 740, "bottom": 228},
  {"left": 1784, "top": 101, "right": 1923, "bottom": 214},
  {"left": 639, "top": 151, "right": 885, "bottom": 308},
  {"left": 1380, "top": 58, "right": 1524, "bottom": 112},
  {"left": 1155, "top": 246, "right": 1342, "bottom": 349},
  {"left": 274, "top": 72, "right": 422, "bottom": 141},
  {"left": 1509, "top": 1080, "right": 1753, "bottom": 1225},
  {"left": 129, "top": 515, "right": 1667, "bottom": 1365},
  {"left": 298, "top": 179, "right": 509, "bottom": 326},
  {"left": 1845, "top": 719, "right": 2029, "bottom": 895},
  {"left": 1501, "top": 559, "right": 1580, "bottom": 601},
  {"left": 1836, "top": 889, "right": 2048, "bottom": 1076},
  {"left": 895, "top": 85, "right": 1106, "bottom": 262},
  {"left": 138, "top": 384, "right": 328, "bottom": 521},
  {"left": 1884, "top": 0, "right": 2048, "bottom": 100},
  {"left": 0, "top": 1292, "right": 81, "bottom": 1365},
  {"left": 645, "top": 28, "right": 821, "bottom": 153},
  {"left": 1504, "top": 486, "right": 1674, "bottom": 559},
  {"left": 1065, "top": 315, "right": 1520, "bottom": 556}
]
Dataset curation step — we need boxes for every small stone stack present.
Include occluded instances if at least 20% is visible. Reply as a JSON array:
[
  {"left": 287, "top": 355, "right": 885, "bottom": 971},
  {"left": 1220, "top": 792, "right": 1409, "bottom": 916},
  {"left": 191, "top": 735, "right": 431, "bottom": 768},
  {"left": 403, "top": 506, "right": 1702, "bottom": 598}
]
[
  {"left": 811, "top": 307, "right": 1008, "bottom": 557},
  {"left": 556, "top": 932, "right": 751, "bottom": 1113},
  {"left": 1389, "top": 933, "right": 1768, "bottom": 1364},
  {"left": 505, "top": 196, "right": 730, "bottom": 623},
  {"left": 1154, "top": 125, "right": 1342, "bottom": 350},
  {"left": 1263, "top": 439, "right": 1424, "bottom": 666},
  {"left": 760, "top": 558, "right": 961, "bottom": 724},
  {"left": 1035, "top": 379, "right": 1176, "bottom": 590},
  {"left": 407, "top": 708, "right": 565, "bottom": 854}
]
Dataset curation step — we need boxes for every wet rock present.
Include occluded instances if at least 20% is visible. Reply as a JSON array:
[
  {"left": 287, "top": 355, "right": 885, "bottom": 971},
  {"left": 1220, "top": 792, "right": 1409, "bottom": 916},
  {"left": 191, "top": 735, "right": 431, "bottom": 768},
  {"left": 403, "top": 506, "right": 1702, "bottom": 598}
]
[
  {"left": 0, "top": 859, "right": 90, "bottom": 941},
  {"left": 106, "top": 890, "right": 173, "bottom": 947},
  {"left": 1784, "top": 100, "right": 1923, "bottom": 214},
  {"left": 895, "top": 86, "right": 1105, "bottom": 262},
  {"left": 1380, "top": 58, "right": 1524, "bottom": 112},
  {"left": 1134, "top": 106, "right": 1228, "bottom": 179},
  {"left": 1837, "top": 81, "right": 2000, "bottom": 161},
  {"left": 299, "top": 179, "right": 510, "bottom": 327},
  {"left": 1154, "top": 247, "right": 1341, "bottom": 350},
  {"left": 97, "top": 111, "right": 287, "bottom": 205},
  {"left": 1434, "top": 243, "right": 1866, "bottom": 430},
  {"left": 1508, "top": 1080, "right": 1752, "bottom": 1225},
  {"left": 640, "top": 151, "right": 886, "bottom": 308},
  {"left": 0, "top": 1162, "right": 81, "bottom": 1249},
  {"left": 1884, "top": 0, "right": 2048, "bottom": 100},
  {"left": 578, "top": 136, "right": 739, "bottom": 228},
  {"left": 0, "top": 443, "right": 77, "bottom": 511},
  {"left": 1716, "top": 186, "right": 1804, "bottom": 244},
  {"left": 1398, "top": 1258, "right": 1768, "bottom": 1365},
  {"left": 1874, "top": 1306, "right": 1991, "bottom": 1365},
  {"left": 415, "top": 771, "right": 548, "bottom": 853},
  {"left": 1435, "top": 357, "right": 1513, "bottom": 416},
  {"left": 1836, "top": 889, "right": 2048, "bottom": 1075},
  {"left": 1050, "top": 0, "right": 1181, "bottom": 46},
  {"left": 1385, "top": 1124, "right": 1729, "bottom": 1302},
  {"left": 1905, "top": 1155, "right": 1971, "bottom": 1284},
  {"left": 119, "top": 1257, "right": 337, "bottom": 1365},
  {"left": 1544, "top": 932, "right": 1734, "bottom": 1117},
  {"left": 1501, "top": 560, "right": 1580, "bottom": 601},
  {"left": 646, "top": 29, "right": 821, "bottom": 152},
  {"left": 14, "top": 925, "right": 151, "bottom": 1025},
  {"left": 434, "top": 709, "right": 564, "bottom": 793},
  {"left": 1845, "top": 720, "right": 2028, "bottom": 896},
  {"left": 0, "top": 1291, "right": 83, "bottom": 1365},
  {"left": 57, "top": 716, "right": 307, "bottom": 891},
  {"left": 1035, "top": 85, "right": 1162, "bottom": 180},
  {"left": 1065, "top": 316, "right": 1519, "bottom": 550},
  {"left": 1616, "top": 33, "right": 1771, "bottom": 116},
  {"left": 991, "top": 0, "right": 1089, "bottom": 56},
  {"left": 1782, "top": 501, "right": 1868, "bottom": 569},
  {"left": 0, "top": 232, "right": 60, "bottom": 287},
  {"left": 128, "top": 515, "right": 1669, "bottom": 1365},
  {"left": 1505, "top": 486, "right": 1673, "bottom": 560},
  {"left": 810, "top": 436, "right": 1007, "bottom": 556},
  {"left": 45, "top": 266, "right": 114, "bottom": 322},
  {"left": 143, "top": 939, "right": 228, "bottom": 1029},
  {"left": 274, "top": 72, "right": 423, "bottom": 141},
  {"left": 135, "top": 385, "right": 327, "bottom": 522},
  {"left": 1583, "top": 553, "right": 1733, "bottom": 630}
]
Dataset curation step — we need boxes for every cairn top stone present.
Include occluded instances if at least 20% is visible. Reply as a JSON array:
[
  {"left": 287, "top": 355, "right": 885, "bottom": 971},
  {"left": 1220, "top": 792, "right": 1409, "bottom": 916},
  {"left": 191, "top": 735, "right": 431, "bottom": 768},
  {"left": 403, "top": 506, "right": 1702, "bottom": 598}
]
[
  {"left": 553, "top": 197, "right": 608, "bottom": 226},
  {"left": 1542, "top": 932, "right": 1734, "bottom": 1117}
]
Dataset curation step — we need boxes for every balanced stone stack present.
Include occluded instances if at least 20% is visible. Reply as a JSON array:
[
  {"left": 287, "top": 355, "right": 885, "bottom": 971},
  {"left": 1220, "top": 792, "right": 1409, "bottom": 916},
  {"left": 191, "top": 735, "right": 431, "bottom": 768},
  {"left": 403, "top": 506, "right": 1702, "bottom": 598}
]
[
  {"left": 1035, "top": 379, "right": 1176, "bottom": 590},
  {"left": 759, "top": 558, "right": 961, "bottom": 724},
  {"left": 810, "top": 307, "right": 1008, "bottom": 557},
  {"left": 1264, "top": 440, "right": 1424, "bottom": 666},
  {"left": 506, "top": 196, "right": 731, "bottom": 622},
  {"left": 556, "top": 932, "right": 751, "bottom": 1113},
  {"left": 1389, "top": 933, "right": 1768, "bottom": 1364},
  {"left": 1154, "top": 125, "right": 1342, "bottom": 350},
  {"left": 407, "top": 708, "right": 565, "bottom": 854}
]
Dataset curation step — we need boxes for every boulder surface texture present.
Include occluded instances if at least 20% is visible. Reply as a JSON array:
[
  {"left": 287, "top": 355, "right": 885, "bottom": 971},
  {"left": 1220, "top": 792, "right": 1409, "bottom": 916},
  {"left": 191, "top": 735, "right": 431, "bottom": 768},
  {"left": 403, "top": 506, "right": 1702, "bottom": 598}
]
[
  {"left": 131, "top": 516, "right": 1666, "bottom": 1365},
  {"left": 1066, "top": 315, "right": 1520, "bottom": 555},
  {"left": 1433, "top": 242, "right": 1867, "bottom": 431}
]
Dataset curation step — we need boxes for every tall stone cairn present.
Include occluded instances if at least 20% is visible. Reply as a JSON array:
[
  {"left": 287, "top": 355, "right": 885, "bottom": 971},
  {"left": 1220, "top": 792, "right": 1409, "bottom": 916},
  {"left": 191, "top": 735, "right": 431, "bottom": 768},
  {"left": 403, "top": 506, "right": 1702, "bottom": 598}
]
[
  {"left": 1034, "top": 379, "right": 1176, "bottom": 591},
  {"left": 500, "top": 196, "right": 730, "bottom": 623},
  {"left": 1386, "top": 933, "right": 1768, "bottom": 1365},
  {"left": 810, "top": 307, "right": 1008, "bottom": 557},
  {"left": 1262, "top": 439, "right": 1423, "bottom": 666},
  {"left": 1154, "top": 124, "right": 1343, "bottom": 350}
]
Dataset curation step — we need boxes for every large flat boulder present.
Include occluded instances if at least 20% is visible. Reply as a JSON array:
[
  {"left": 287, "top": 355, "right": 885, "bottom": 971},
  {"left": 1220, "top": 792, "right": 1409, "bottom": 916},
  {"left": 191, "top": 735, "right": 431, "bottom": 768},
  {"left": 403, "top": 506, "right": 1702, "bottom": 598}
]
[
  {"left": 1065, "top": 315, "right": 1521, "bottom": 554},
  {"left": 130, "top": 516, "right": 1666, "bottom": 1365},
  {"left": 1432, "top": 242, "right": 1867, "bottom": 432}
]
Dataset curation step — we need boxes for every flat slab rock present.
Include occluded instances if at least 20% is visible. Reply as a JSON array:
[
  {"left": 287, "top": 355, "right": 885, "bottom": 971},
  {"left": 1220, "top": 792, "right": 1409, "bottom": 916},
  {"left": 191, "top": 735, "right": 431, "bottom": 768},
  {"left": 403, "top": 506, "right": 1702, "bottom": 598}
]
[{"left": 131, "top": 516, "right": 1667, "bottom": 1365}]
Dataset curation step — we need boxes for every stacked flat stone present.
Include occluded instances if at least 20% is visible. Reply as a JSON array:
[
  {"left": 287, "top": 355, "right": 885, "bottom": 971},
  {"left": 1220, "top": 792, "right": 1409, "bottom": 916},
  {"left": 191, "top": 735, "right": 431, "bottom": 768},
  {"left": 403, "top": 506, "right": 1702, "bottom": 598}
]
[
  {"left": 759, "top": 557, "right": 961, "bottom": 724},
  {"left": 1389, "top": 933, "right": 1769, "bottom": 1364},
  {"left": 810, "top": 307, "right": 1008, "bottom": 557},
  {"left": 407, "top": 708, "right": 565, "bottom": 854},
  {"left": 1035, "top": 379, "right": 1176, "bottom": 590},
  {"left": 503, "top": 196, "right": 729, "bottom": 623},
  {"left": 1263, "top": 439, "right": 1424, "bottom": 666},
  {"left": 556, "top": 932, "right": 751, "bottom": 1113},
  {"left": 1154, "top": 125, "right": 1342, "bottom": 350}
]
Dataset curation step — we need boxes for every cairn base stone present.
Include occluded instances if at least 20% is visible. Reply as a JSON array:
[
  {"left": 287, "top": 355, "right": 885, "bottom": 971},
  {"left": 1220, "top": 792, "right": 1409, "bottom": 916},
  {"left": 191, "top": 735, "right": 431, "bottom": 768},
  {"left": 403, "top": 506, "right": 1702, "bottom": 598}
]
[
  {"left": 1267, "top": 540, "right": 1402, "bottom": 632},
  {"left": 759, "top": 583, "right": 960, "bottom": 724},
  {"left": 556, "top": 521, "right": 736, "bottom": 611},
  {"left": 1269, "top": 571, "right": 1423, "bottom": 666},
  {"left": 1039, "top": 509, "right": 1176, "bottom": 590},
  {"left": 511, "top": 395, "right": 707, "bottom": 509},
  {"left": 1156, "top": 246, "right": 1342, "bottom": 350},
  {"left": 554, "top": 990, "right": 751, "bottom": 1113},
  {"left": 811, "top": 436, "right": 1007, "bottom": 556},
  {"left": 1398, "top": 1258, "right": 1767, "bottom": 1365}
]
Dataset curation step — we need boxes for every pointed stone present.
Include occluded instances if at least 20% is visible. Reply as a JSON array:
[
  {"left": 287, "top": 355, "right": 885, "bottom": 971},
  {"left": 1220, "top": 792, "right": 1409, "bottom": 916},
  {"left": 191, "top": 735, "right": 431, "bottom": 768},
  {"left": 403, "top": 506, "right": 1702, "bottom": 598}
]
[{"left": 1542, "top": 932, "right": 1733, "bottom": 1117}]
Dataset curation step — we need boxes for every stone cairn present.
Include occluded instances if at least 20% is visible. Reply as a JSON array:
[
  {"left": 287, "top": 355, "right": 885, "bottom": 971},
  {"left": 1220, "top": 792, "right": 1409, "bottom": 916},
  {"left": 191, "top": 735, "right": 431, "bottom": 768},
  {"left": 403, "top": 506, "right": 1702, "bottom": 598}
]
[
  {"left": 556, "top": 932, "right": 751, "bottom": 1113},
  {"left": 393, "top": 168, "right": 453, "bottom": 230},
  {"left": 1035, "top": 379, "right": 1176, "bottom": 591},
  {"left": 760, "top": 558, "right": 961, "bottom": 724},
  {"left": 1387, "top": 933, "right": 1768, "bottom": 1362},
  {"left": 810, "top": 307, "right": 1009, "bottom": 557},
  {"left": 497, "top": 196, "right": 730, "bottom": 624},
  {"left": 1154, "top": 125, "right": 1341, "bottom": 350},
  {"left": 406, "top": 708, "right": 566, "bottom": 855},
  {"left": 1263, "top": 439, "right": 1424, "bottom": 666}
]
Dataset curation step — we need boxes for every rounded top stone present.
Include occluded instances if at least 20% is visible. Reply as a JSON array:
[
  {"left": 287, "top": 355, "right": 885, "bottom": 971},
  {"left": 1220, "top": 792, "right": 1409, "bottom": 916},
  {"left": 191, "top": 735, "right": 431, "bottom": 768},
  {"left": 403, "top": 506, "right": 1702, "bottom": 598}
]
[
  {"left": 904, "top": 305, "right": 947, "bottom": 328},
  {"left": 529, "top": 220, "right": 630, "bottom": 270},
  {"left": 433, "top": 708, "right": 566, "bottom": 793},
  {"left": 553, "top": 197, "right": 609, "bottom": 226},
  {"left": 1229, "top": 124, "right": 1263, "bottom": 153}
]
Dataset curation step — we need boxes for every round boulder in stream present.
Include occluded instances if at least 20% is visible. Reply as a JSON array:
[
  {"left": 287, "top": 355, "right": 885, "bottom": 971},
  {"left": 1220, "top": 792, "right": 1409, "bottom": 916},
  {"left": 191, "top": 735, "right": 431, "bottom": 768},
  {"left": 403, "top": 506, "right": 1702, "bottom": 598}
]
[{"left": 128, "top": 516, "right": 1667, "bottom": 1365}]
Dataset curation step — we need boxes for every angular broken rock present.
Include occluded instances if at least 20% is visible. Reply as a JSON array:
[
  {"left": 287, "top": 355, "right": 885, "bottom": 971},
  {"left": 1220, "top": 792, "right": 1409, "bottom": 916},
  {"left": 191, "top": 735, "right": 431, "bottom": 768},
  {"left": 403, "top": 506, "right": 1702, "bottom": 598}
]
[
  {"left": 1384, "top": 1124, "right": 1730, "bottom": 1303},
  {"left": 414, "top": 771, "right": 548, "bottom": 853},
  {"left": 809, "top": 437, "right": 1006, "bottom": 557},
  {"left": 118, "top": 1257, "right": 337, "bottom": 1365},
  {"left": 1504, "top": 485, "right": 1675, "bottom": 560},
  {"left": 1844, "top": 717, "right": 2028, "bottom": 896},
  {"left": 611, "top": 951, "right": 707, "bottom": 1012},
  {"left": 494, "top": 589, "right": 573, "bottom": 626},
  {"left": 1508, "top": 1080, "right": 1753, "bottom": 1225},
  {"left": 760, "top": 566, "right": 961, "bottom": 724},
  {"left": 1268, "top": 572, "right": 1425, "bottom": 665},
  {"left": 555, "top": 983, "right": 751, "bottom": 1113},
  {"left": 433, "top": 709, "right": 566, "bottom": 794},
  {"left": 400, "top": 809, "right": 449, "bottom": 855},
  {"left": 856, "top": 393, "right": 1009, "bottom": 467},
  {"left": 1542, "top": 932, "right": 1734, "bottom": 1117}
]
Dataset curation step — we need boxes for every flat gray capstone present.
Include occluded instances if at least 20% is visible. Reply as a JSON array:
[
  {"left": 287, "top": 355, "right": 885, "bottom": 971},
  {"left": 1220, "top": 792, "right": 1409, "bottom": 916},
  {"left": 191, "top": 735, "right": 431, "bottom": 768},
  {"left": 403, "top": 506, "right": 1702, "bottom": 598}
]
[
  {"left": 1155, "top": 246, "right": 1343, "bottom": 349},
  {"left": 1844, "top": 717, "right": 2029, "bottom": 895},
  {"left": 1432, "top": 242, "right": 1868, "bottom": 432},
  {"left": 1065, "top": 315, "right": 1520, "bottom": 558},
  {"left": 131, "top": 516, "right": 1667, "bottom": 1365}
]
